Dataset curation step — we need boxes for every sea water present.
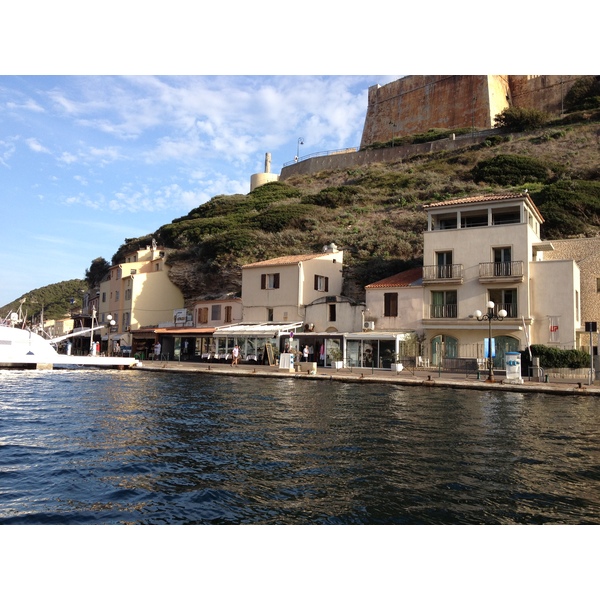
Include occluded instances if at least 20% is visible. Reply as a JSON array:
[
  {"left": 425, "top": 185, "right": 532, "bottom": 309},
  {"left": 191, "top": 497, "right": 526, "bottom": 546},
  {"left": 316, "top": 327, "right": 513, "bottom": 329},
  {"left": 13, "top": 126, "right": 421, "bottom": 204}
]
[{"left": 1, "top": 368, "right": 599, "bottom": 524}]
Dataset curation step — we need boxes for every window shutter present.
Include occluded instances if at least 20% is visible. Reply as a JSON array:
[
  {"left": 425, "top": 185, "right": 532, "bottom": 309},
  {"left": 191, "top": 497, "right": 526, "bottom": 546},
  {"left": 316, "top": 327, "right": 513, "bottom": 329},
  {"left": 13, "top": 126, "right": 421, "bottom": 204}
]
[
  {"left": 314, "top": 275, "right": 318, "bottom": 291},
  {"left": 261, "top": 274, "right": 266, "bottom": 289},
  {"left": 274, "top": 273, "right": 280, "bottom": 289},
  {"left": 325, "top": 277, "right": 329, "bottom": 292}
]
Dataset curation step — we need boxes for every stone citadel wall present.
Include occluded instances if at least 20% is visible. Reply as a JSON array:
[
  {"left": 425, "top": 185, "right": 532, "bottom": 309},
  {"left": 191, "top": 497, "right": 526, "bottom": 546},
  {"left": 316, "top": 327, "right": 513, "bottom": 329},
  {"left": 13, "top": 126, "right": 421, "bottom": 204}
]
[{"left": 359, "top": 75, "right": 581, "bottom": 149}]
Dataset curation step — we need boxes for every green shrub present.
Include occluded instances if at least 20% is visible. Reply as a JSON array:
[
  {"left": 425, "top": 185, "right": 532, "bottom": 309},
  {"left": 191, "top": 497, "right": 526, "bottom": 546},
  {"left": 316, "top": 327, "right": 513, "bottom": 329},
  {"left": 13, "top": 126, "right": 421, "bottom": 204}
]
[
  {"left": 532, "top": 180, "right": 600, "bottom": 238},
  {"left": 471, "top": 154, "right": 562, "bottom": 185},
  {"left": 529, "top": 344, "right": 590, "bottom": 368},
  {"left": 494, "top": 107, "right": 550, "bottom": 131},
  {"left": 250, "top": 204, "right": 316, "bottom": 233},
  {"left": 564, "top": 76, "right": 600, "bottom": 112},
  {"left": 302, "top": 186, "right": 362, "bottom": 209}
]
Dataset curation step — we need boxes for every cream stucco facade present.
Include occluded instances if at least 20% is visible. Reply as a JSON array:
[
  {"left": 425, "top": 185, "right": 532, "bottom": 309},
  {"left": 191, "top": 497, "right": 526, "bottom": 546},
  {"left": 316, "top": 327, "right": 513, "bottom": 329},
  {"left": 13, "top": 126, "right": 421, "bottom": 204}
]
[
  {"left": 99, "top": 244, "right": 185, "bottom": 343},
  {"left": 365, "top": 193, "right": 582, "bottom": 366},
  {"left": 241, "top": 245, "right": 344, "bottom": 323}
]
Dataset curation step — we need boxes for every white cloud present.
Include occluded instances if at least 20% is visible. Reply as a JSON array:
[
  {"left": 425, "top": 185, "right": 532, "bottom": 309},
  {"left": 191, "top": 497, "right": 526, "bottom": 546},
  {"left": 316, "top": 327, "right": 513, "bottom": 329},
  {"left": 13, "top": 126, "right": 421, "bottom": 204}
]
[{"left": 26, "top": 137, "right": 50, "bottom": 153}]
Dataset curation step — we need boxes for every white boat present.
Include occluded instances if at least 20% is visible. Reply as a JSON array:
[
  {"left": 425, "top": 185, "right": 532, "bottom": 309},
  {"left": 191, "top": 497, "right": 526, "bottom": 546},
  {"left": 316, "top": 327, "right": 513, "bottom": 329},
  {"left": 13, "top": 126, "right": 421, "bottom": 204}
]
[{"left": 0, "top": 324, "right": 139, "bottom": 370}]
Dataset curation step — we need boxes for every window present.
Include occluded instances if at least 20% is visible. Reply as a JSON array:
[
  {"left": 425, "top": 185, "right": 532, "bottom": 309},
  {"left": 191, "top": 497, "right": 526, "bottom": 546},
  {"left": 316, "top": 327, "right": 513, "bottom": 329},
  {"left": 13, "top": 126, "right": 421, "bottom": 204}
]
[
  {"left": 198, "top": 307, "right": 209, "bottom": 324},
  {"left": 596, "top": 278, "right": 600, "bottom": 293},
  {"left": 314, "top": 275, "right": 329, "bottom": 292},
  {"left": 384, "top": 293, "right": 398, "bottom": 317},
  {"left": 461, "top": 211, "right": 488, "bottom": 228},
  {"left": 493, "top": 247, "right": 512, "bottom": 276},
  {"left": 430, "top": 290, "right": 457, "bottom": 318},
  {"left": 125, "top": 289, "right": 132, "bottom": 301},
  {"left": 123, "top": 312, "right": 130, "bottom": 329},
  {"left": 436, "top": 251, "right": 453, "bottom": 278},
  {"left": 489, "top": 289, "right": 517, "bottom": 317},
  {"left": 155, "top": 263, "right": 161, "bottom": 271},
  {"left": 329, "top": 304, "right": 337, "bottom": 322},
  {"left": 267, "top": 308, "right": 274, "bottom": 321},
  {"left": 115, "top": 291, "right": 120, "bottom": 301},
  {"left": 224, "top": 306, "right": 232, "bottom": 323},
  {"left": 211, "top": 305, "right": 221, "bottom": 321},
  {"left": 492, "top": 208, "right": 521, "bottom": 225},
  {"left": 102, "top": 292, "right": 106, "bottom": 302},
  {"left": 261, "top": 273, "right": 280, "bottom": 289}
]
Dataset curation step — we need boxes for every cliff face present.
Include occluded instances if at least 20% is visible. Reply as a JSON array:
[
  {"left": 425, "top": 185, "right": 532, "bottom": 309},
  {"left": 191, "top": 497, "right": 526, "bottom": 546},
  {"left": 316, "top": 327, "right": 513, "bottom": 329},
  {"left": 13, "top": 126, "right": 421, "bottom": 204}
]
[{"left": 167, "top": 260, "right": 242, "bottom": 308}]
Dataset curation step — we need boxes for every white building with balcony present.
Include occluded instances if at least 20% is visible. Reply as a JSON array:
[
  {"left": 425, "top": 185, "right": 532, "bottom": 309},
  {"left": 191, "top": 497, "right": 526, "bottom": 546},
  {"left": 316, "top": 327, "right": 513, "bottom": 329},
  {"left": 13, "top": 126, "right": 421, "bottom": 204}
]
[
  {"left": 363, "top": 192, "right": 581, "bottom": 368},
  {"left": 420, "top": 192, "right": 580, "bottom": 365}
]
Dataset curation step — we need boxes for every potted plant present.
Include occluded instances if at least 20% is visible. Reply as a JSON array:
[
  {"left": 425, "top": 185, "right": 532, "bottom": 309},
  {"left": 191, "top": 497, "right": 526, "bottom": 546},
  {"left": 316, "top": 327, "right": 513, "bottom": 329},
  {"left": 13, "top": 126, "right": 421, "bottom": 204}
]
[
  {"left": 329, "top": 348, "right": 344, "bottom": 369},
  {"left": 390, "top": 352, "right": 404, "bottom": 372}
]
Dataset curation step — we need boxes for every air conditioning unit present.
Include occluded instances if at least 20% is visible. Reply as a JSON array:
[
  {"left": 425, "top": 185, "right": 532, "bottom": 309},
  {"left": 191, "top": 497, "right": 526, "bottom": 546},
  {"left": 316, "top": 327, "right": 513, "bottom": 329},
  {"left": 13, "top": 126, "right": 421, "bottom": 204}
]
[{"left": 364, "top": 321, "right": 375, "bottom": 330}]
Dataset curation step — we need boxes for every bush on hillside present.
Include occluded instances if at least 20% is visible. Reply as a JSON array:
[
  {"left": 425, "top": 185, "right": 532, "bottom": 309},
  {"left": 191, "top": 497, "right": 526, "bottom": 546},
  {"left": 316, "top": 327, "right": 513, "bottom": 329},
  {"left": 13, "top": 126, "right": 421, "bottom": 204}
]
[
  {"left": 564, "top": 76, "right": 600, "bottom": 112},
  {"left": 302, "top": 186, "right": 362, "bottom": 209},
  {"left": 250, "top": 204, "right": 317, "bottom": 233},
  {"left": 471, "top": 154, "right": 562, "bottom": 186},
  {"left": 494, "top": 106, "right": 550, "bottom": 131},
  {"left": 532, "top": 180, "right": 600, "bottom": 238}
]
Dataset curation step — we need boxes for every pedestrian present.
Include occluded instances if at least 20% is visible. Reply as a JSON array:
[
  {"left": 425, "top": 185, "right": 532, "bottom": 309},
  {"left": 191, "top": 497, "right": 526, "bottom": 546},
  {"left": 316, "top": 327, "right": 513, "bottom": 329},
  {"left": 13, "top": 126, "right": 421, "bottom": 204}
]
[
  {"left": 154, "top": 341, "right": 161, "bottom": 360},
  {"left": 232, "top": 344, "right": 240, "bottom": 366},
  {"left": 303, "top": 345, "right": 309, "bottom": 362}
]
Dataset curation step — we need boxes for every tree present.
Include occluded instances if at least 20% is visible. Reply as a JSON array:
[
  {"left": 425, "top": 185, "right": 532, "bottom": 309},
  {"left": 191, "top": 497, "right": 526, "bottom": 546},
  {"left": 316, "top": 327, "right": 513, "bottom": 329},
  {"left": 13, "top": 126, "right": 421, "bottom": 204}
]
[
  {"left": 494, "top": 106, "right": 549, "bottom": 131},
  {"left": 564, "top": 76, "right": 600, "bottom": 111},
  {"left": 85, "top": 257, "right": 110, "bottom": 288}
]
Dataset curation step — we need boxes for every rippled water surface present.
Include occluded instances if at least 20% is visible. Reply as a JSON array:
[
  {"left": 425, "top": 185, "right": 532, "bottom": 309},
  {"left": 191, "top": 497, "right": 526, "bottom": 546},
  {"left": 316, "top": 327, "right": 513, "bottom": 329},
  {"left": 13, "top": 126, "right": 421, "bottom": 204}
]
[{"left": 1, "top": 369, "right": 599, "bottom": 524}]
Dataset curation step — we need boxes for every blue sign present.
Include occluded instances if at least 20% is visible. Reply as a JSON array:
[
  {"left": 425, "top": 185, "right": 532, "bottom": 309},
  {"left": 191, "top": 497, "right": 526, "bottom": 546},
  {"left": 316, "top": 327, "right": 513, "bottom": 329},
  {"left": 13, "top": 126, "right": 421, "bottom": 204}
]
[{"left": 484, "top": 338, "right": 495, "bottom": 359}]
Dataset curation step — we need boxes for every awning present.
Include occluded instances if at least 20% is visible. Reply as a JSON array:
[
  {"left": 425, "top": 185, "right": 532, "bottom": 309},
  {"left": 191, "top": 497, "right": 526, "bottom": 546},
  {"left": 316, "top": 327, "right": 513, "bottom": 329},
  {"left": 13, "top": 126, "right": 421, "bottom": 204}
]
[
  {"left": 153, "top": 327, "right": 215, "bottom": 335},
  {"left": 214, "top": 322, "right": 303, "bottom": 337},
  {"left": 345, "top": 331, "right": 414, "bottom": 340}
]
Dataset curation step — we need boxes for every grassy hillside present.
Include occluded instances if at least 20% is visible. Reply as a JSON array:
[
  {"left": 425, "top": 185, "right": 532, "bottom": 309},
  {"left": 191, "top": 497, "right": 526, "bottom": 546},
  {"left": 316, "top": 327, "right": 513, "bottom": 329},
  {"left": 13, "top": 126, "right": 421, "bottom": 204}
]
[
  {"left": 134, "top": 111, "right": 600, "bottom": 303},
  {"left": 1, "top": 279, "right": 86, "bottom": 323},
  {"left": 5, "top": 107, "right": 600, "bottom": 315}
]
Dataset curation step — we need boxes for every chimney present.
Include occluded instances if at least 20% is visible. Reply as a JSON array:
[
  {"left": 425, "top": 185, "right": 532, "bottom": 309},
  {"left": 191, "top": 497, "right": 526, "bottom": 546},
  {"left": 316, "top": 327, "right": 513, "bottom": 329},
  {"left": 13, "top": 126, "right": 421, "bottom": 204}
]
[{"left": 265, "top": 152, "right": 271, "bottom": 174}]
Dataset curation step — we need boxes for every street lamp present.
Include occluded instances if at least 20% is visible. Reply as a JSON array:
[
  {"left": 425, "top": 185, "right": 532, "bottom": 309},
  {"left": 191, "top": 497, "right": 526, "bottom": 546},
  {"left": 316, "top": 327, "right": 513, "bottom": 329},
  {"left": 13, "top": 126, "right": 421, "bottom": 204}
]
[
  {"left": 296, "top": 137, "right": 304, "bottom": 161},
  {"left": 473, "top": 301, "right": 507, "bottom": 383},
  {"left": 106, "top": 314, "right": 116, "bottom": 356}
]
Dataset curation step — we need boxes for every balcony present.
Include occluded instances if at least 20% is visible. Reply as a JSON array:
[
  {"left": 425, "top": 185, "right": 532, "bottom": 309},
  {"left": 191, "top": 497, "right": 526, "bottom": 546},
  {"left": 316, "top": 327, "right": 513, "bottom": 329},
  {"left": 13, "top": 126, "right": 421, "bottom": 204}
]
[
  {"left": 422, "top": 264, "right": 464, "bottom": 285},
  {"left": 429, "top": 304, "right": 458, "bottom": 319},
  {"left": 478, "top": 261, "right": 524, "bottom": 283}
]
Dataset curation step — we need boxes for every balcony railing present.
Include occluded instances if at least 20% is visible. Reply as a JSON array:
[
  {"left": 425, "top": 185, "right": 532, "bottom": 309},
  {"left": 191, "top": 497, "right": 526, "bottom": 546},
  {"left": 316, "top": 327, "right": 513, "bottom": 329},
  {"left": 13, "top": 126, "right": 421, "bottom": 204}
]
[
  {"left": 422, "top": 264, "right": 464, "bottom": 282},
  {"left": 429, "top": 304, "right": 458, "bottom": 318},
  {"left": 479, "top": 261, "right": 523, "bottom": 278},
  {"left": 492, "top": 303, "right": 518, "bottom": 318}
]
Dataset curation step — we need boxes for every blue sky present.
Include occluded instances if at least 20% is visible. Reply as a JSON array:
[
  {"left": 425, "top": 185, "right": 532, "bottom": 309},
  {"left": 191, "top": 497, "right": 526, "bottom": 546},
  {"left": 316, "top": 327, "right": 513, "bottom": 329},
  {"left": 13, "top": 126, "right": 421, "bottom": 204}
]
[
  {"left": 0, "top": 4, "right": 591, "bottom": 310},
  {"left": 0, "top": 74, "right": 400, "bottom": 307}
]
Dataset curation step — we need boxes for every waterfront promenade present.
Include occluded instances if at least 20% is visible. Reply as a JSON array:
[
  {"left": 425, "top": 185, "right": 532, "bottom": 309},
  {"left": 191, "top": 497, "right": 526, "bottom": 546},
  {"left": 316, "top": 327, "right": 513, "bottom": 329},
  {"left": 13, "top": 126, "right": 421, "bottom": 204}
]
[{"left": 135, "top": 359, "right": 600, "bottom": 397}]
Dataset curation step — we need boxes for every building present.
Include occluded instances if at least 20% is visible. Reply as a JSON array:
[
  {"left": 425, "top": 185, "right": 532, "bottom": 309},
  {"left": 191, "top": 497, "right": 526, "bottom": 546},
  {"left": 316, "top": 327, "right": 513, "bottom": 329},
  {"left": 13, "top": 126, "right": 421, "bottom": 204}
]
[
  {"left": 99, "top": 242, "right": 185, "bottom": 357},
  {"left": 241, "top": 244, "right": 344, "bottom": 323},
  {"left": 419, "top": 192, "right": 580, "bottom": 365}
]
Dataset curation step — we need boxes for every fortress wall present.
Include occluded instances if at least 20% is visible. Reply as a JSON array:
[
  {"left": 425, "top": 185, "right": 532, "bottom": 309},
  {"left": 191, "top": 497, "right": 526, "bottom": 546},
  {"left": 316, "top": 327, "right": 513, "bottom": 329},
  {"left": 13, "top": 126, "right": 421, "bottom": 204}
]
[
  {"left": 281, "top": 127, "right": 523, "bottom": 180},
  {"left": 509, "top": 75, "right": 580, "bottom": 114},
  {"left": 360, "top": 75, "right": 583, "bottom": 149},
  {"left": 360, "top": 76, "right": 511, "bottom": 148}
]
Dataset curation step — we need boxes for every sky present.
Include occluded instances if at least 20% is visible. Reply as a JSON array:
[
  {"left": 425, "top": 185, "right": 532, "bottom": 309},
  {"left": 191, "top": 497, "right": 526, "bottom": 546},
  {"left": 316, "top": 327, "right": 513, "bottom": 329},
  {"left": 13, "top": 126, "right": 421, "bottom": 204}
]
[
  {"left": 1, "top": 4, "right": 593, "bottom": 311},
  {"left": 0, "top": 74, "right": 400, "bottom": 308}
]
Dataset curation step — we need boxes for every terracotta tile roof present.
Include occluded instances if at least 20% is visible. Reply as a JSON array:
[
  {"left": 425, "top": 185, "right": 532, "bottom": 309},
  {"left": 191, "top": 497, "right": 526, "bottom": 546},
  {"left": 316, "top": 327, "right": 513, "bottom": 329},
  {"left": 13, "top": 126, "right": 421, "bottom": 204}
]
[
  {"left": 424, "top": 192, "right": 544, "bottom": 223},
  {"left": 365, "top": 267, "right": 423, "bottom": 289},
  {"left": 425, "top": 192, "right": 528, "bottom": 209},
  {"left": 242, "top": 253, "right": 332, "bottom": 268}
]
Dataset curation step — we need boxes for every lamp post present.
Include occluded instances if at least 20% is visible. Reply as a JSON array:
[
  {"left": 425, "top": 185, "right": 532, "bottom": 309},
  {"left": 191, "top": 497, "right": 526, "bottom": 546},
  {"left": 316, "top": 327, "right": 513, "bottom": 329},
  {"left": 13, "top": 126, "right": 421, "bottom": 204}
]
[
  {"left": 296, "top": 137, "right": 304, "bottom": 161},
  {"left": 106, "top": 314, "right": 116, "bottom": 357},
  {"left": 474, "top": 301, "right": 507, "bottom": 383}
]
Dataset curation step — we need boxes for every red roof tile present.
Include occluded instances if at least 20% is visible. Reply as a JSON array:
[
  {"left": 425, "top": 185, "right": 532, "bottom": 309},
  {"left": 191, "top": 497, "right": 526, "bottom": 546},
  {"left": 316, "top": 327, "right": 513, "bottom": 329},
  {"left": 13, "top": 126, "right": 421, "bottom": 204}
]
[
  {"left": 242, "top": 253, "right": 334, "bottom": 268},
  {"left": 365, "top": 267, "right": 423, "bottom": 289}
]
